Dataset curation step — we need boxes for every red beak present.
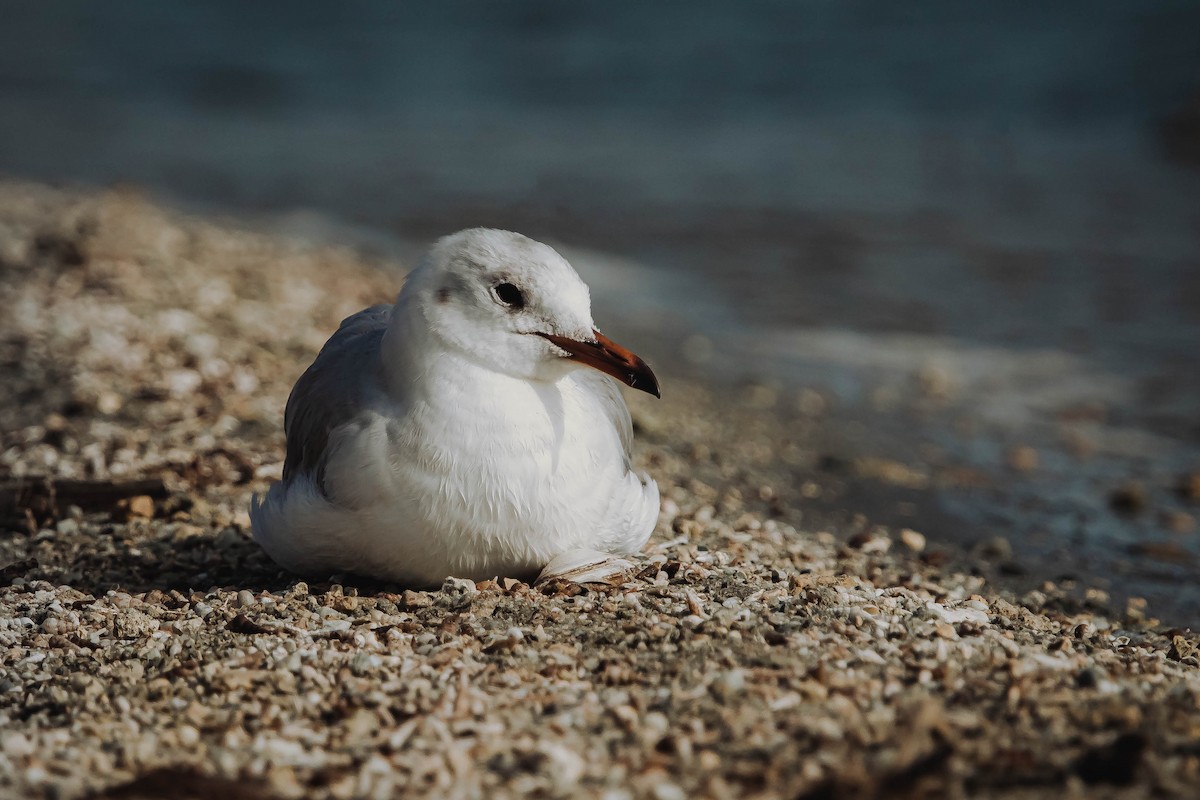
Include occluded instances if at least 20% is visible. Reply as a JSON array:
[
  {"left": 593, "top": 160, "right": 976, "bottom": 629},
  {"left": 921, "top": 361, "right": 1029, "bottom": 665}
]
[{"left": 539, "top": 330, "right": 660, "bottom": 398}]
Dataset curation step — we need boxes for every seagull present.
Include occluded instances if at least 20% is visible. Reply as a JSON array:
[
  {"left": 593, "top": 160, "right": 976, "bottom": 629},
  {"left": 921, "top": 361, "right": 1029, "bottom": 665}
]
[{"left": 250, "top": 228, "right": 661, "bottom": 587}]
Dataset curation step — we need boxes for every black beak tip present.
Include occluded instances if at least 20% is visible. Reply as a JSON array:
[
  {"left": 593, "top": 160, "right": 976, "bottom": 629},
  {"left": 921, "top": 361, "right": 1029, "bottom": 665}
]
[{"left": 633, "top": 369, "right": 661, "bottom": 399}]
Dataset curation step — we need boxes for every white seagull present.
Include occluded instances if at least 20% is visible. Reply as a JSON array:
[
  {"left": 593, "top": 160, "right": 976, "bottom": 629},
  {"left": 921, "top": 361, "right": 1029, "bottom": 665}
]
[{"left": 250, "top": 228, "right": 661, "bottom": 586}]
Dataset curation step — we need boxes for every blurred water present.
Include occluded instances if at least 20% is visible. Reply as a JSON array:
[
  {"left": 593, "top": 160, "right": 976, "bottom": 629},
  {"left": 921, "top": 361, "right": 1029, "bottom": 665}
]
[{"left": 2, "top": 0, "right": 1200, "bottom": 620}]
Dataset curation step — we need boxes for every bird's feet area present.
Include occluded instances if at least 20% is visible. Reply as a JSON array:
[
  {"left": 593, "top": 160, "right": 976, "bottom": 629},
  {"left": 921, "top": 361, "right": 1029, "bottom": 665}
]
[{"left": 535, "top": 548, "right": 636, "bottom": 586}]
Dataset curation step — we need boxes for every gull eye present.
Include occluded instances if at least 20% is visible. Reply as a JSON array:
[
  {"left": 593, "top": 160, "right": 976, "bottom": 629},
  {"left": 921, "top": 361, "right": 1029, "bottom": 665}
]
[{"left": 494, "top": 282, "right": 525, "bottom": 309}]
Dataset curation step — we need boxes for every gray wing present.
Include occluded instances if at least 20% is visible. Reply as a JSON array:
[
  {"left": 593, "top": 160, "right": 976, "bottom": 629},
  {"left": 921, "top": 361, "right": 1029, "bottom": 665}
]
[{"left": 282, "top": 304, "right": 393, "bottom": 488}]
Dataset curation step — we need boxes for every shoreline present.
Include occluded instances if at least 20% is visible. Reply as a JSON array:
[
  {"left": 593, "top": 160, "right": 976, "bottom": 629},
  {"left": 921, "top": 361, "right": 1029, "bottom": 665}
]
[{"left": 1, "top": 182, "right": 1199, "bottom": 798}]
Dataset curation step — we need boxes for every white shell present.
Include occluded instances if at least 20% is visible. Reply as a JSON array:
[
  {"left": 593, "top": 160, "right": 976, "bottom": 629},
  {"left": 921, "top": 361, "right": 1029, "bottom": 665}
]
[{"left": 536, "top": 548, "right": 636, "bottom": 585}]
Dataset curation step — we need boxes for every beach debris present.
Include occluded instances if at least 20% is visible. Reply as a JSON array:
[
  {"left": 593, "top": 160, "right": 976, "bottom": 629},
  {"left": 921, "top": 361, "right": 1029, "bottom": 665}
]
[
  {"left": 1006, "top": 445, "right": 1039, "bottom": 472},
  {"left": 899, "top": 529, "right": 927, "bottom": 553},
  {"left": 1109, "top": 482, "right": 1148, "bottom": 514},
  {"left": 537, "top": 549, "right": 635, "bottom": 586},
  {"left": 1, "top": 476, "right": 168, "bottom": 529}
]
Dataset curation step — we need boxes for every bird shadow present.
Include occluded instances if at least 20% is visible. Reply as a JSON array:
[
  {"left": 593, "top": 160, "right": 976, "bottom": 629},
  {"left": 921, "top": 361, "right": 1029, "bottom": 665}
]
[{"left": 9, "top": 520, "right": 404, "bottom": 599}]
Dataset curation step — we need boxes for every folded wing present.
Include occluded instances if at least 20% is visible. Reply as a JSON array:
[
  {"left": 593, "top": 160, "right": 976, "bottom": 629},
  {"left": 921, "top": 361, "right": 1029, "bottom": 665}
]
[{"left": 282, "top": 304, "right": 393, "bottom": 490}]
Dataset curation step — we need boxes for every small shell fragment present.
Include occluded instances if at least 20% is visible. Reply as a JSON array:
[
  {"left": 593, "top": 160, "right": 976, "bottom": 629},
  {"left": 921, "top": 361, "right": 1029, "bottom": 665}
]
[{"left": 536, "top": 548, "right": 636, "bottom": 585}]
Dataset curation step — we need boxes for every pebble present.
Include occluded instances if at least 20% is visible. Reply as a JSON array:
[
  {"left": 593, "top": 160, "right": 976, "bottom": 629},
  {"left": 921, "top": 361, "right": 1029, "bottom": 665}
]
[
  {"left": 319, "top": 619, "right": 352, "bottom": 634},
  {"left": 1109, "top": 482, "right": 1148, "bottom": 513},
  {"left": 126, "top": 495, "right": 155, "bottom": 519},
  {"left": 899, "top": 529, "right": 927, "bottom": 553},
  {"left": 1179, "top": 472, "right": 1200, "bottom": 501},
  {"left": 917, "top": 363, "right": 954, "bottom": 399},
  {"left": 1006, "top": 445, "right": 1039, "bottom": 472},
  {"left": 1161, "top": 510, "right": 1195, "bottom": 534},
  {"left": 652, "top": 783, "right": 686, "bottom": 800},
  {"left": 975, "top": 536, "right": 1013, "bottom": 561},
  {"left": 711, "top": 669, "right": 746, "bottom": 702}
]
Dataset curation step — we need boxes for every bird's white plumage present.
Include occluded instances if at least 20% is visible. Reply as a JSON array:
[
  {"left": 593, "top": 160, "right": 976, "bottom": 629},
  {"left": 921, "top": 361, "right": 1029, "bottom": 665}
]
[{"left": 250, "top": 229, "right": 659, "bottom": 586}]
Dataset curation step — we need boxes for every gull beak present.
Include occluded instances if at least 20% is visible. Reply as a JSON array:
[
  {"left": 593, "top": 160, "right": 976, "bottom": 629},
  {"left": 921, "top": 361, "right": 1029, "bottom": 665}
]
[{"left": 539, "top": 330, "right": 661, "bottom": 398}]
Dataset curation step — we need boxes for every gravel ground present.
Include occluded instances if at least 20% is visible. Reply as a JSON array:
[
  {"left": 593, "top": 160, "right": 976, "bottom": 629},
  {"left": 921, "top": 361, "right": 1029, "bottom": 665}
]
[{"left": 1, "top": 181, "right": 1199, "bottom": 799}]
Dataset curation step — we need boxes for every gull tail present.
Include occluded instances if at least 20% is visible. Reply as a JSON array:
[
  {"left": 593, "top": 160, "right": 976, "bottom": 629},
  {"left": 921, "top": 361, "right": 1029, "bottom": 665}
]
[{"left": 249, "top": 476, "right": 352, "bottom": 576}]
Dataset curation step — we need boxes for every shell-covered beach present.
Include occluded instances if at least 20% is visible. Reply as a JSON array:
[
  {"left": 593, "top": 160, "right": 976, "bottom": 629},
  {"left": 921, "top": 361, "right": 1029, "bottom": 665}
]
[{"left": 2, "top": 183, "right": 1199, "bottom": 798}]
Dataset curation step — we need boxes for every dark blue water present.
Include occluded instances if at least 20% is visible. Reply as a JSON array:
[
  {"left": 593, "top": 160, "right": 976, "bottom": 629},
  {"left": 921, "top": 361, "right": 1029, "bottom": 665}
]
[{"left": 3, "top": 0, "right": 1198, "bottom": 216}]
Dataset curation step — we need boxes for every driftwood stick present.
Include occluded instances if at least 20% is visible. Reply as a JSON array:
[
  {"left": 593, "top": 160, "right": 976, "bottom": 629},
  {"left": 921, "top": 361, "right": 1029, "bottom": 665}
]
[{"left": 0, "top": 476, "right": 169, "bottom": 522}]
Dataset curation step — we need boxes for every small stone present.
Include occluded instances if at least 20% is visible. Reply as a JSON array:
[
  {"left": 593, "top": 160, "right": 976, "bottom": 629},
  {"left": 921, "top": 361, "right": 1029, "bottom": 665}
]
[
  {"left": 976, "top": 536, "right": 1012, "bottom": 561},
  {"left": 439, "top": 577, "right": 478, "bottom": 610},
  {"left": 97, "top": 391, "right": 123, "bottom": 415},
  {"left": 860, "top": 534, "right": 891, "bottom": 555},
  {"left": 745, "top": 384, "right": 778, "bottom": 409},
  {"left": 1126, "top": 597, "right": 1148, "bottom": 621},
  {"left": 964, "top": 596, "right": 990, "bottom": 611},
  {"left": 917, "top": 363, "right": 954, "bottom": 399},
  {"left": 1126, "top": 540, "right": 1193, "bottom": 563},
  {"left": 126, "top": 495, "right": 155, "bottom": 519},
  {"left": 343, "top": 708, "right": 377, "bottom": 740},
  {"left": 1109, "top": 483, "right": 1147, "bottom": 514},
  {"left": 236, "top": 590, "right": 257, "bottom": 608},
  {"left": 441, "top": 576, "right": 477, "bottom": 595},
  {"left": 484, "top": 627, "right": 525, "bottom": 653},
  {"left": 711, "top": 669, "right": 745, "bottom": 702},
  {"left": 1178, "top": 472, "right": 1200, "bottom": 502},
  {"left": 795, "top": 388, "right": 827, "bottom": 416},
  {"left": 899, "top": 529, "right": 926, "bottom": 553},
  {"left": 267, "top": 767, "right": 308, "bottom": 800},
  {"left": 24, "top": 764, "right": 49, "bottom": 787},
  {"left": 540, "top": 742, "right": 585, "bottom": 791},
  {"left": 400, "top": 590, "right": 433, "bottom": 609},
  {"left": 651, "top": 784, "right": 685, "bottom": 800},
  {"left": 848, "top": 530, "right": 889, "bottom": 553},
  {"left": 1161, "top": 510, "right": 1195, "bottom": 534},
  {"left": 1006, "top": 445, "right": 1039, "bottom": 472},
  {"left": 1061, "top": 429, "right": 1095, "bottom": 458},
  {"left": 1169, "top": 635, "right": 1197, "bottom": 662},
  {"left": 2, "top": 733, "right": 35, "bottom": 758}
]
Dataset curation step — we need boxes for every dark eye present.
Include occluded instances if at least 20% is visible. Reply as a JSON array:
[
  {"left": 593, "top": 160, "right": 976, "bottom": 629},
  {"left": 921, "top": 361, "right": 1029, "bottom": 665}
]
[{"left": 494, "top": 282, "right": 525, "bottom": 309}]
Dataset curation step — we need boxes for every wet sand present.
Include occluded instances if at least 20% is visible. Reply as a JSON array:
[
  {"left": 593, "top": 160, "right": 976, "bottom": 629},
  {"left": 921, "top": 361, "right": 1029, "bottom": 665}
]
[{"left": 2, "top": 182, "right": 1199, "bottom": 798}]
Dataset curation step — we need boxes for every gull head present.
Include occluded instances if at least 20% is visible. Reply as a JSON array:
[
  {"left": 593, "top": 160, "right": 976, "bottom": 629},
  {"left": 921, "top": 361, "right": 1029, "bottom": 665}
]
[{"left": 401, "top": 228, "right": 659, "bottom": 397}]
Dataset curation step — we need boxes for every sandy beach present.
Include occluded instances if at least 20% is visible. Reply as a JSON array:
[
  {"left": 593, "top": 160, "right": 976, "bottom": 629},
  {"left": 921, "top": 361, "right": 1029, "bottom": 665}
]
[{"left": 2, "top": 182, "right": 1199, "bottom": 798}]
